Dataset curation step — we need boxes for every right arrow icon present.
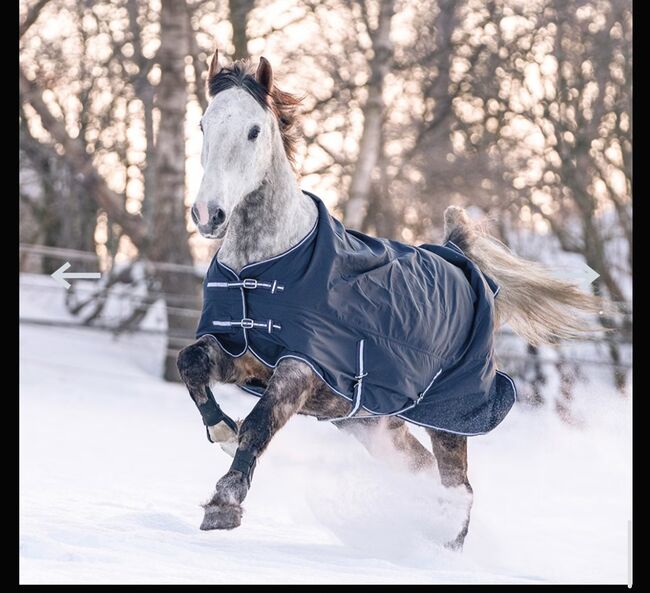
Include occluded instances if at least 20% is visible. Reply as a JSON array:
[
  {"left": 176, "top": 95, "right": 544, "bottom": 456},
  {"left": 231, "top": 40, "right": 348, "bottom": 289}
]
[{"left": 552, "top": 262, "right": 600, "bottom": 291}]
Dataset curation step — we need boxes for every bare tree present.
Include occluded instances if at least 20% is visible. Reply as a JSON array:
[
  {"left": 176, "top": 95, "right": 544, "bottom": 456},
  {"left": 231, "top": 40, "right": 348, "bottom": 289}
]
[
  {"left": 479, "top": 0, "right": 632, "bottom": 389},
  {"left": 19, "top": 0, "right": 51, "bottom": 38},
  {"left": 229, "top": 0, "right": 256, "bottom": 58},
  {"left": 344, "top": 0, "right": 395, "bottom": 229},
  {"left": 19, "top": 0, "right": 200, "bottom": 381},
  {"left": 149, "top": 0, "right": 199, "bottom": 381}
]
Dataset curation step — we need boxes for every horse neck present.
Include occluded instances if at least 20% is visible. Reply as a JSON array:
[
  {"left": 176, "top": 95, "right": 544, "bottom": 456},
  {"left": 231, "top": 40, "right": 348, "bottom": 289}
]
[{"left": 216, "top": 148, "right": 318, "bottom": 273}]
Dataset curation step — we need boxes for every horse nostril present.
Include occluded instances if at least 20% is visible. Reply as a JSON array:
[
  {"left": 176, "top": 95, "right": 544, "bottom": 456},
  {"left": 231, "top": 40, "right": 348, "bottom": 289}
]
[{"left": 211, "top": 208, "right": 226, "bottom": 226}]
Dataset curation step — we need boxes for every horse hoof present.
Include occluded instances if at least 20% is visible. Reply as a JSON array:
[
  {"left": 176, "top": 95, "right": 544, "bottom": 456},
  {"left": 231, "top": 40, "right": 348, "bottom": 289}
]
[
  {"left": 200, "top": 503, "right": 242, "bottom": 530},
  {"left": 443, "top": 537, "right": 464, "bottom": 552}
]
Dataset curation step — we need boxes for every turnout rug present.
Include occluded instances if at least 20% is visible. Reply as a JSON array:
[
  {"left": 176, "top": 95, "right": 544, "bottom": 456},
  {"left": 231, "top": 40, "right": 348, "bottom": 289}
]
[{"left": 196, "top": 191, "right": 516, "bottom": 435}]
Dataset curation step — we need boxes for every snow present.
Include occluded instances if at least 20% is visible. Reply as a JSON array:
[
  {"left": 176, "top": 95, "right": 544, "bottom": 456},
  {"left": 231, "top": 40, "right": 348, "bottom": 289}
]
[{"left": 19, "top": 277, "right": 631, "bottom": 584}]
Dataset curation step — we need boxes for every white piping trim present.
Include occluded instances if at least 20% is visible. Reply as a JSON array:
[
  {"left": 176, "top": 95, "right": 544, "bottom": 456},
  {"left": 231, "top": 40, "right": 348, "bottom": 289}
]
[
  {"left": 214, "top": 259, "right": 239, "bottom": 279},
  {"left": 397, "top": 369, "right": 518, "bottom": 435},
  {"left": 322, "top": 339, "right": 366, "bottom": 422},
  {"left": 201, "top": 332, "right": 245, "bottom": 358},
  {"left": 493, "top": 285, "right": 501, "bottom": 298},
  {"left": 446, "top": 240, "right": 465, "bottom": 255},
  {"left": 247, "top": 346, "right": 354, "bottom": 402},
  {"left": 359, "top": 367, "right": 443, "bottom": 419},
  {"left": 396, "top": 414, "right": 490, "bottom": 436},
  {"left": 232, "top": 209, "right": 319, "bottom": 273},
  {"left": 358, "top": 339, "right": 365, "bottom": 375},
  {"left": 419, "top": 368, "right": 443, "bottom": 398}
]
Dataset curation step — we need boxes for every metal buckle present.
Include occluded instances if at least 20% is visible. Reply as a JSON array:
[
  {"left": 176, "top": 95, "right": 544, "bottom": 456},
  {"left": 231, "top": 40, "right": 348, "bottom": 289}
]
[
  {"left": 240, "top": 318, "right": 255, "bottom": 329},
  {"left": 242, "top": 279, "right": 258, "bottom": 289}
]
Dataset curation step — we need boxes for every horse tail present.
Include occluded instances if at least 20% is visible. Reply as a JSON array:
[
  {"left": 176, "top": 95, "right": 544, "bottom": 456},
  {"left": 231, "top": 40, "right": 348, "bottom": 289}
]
[{"left": 442, "top": 206, "right": 606, "bottom": 346}]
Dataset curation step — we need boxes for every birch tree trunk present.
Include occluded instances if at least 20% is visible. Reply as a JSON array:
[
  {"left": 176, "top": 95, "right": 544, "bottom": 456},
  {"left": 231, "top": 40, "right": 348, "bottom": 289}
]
[
  {"left": 344, "top": 0, "right": 395, "bottom": 229},
  {"left": 150, "top": 0, "right": 199, "bottom": 381},
  {"left": 229, "top": 0, "right": 255, "bottom": 59}
]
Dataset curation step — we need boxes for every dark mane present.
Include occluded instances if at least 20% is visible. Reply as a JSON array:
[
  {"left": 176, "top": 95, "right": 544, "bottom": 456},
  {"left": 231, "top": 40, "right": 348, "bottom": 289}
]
[{"left": 207, "top": 60, "right": 302, "bottom": 167}]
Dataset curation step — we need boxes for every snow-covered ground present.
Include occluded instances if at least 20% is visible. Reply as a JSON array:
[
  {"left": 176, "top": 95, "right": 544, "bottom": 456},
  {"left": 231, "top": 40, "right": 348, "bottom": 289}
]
[{"left": 19, "top": 276, "right": 631, "bottom": 584}]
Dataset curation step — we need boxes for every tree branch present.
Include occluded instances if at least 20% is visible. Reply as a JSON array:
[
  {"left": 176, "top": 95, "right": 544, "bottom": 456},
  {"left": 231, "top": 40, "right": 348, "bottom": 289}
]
[
  {"left": 20, "top": 0, "right": 51, "bottom": 39},
  {"left": 20, "top": 68, "right": 147, "bottom": 247}
]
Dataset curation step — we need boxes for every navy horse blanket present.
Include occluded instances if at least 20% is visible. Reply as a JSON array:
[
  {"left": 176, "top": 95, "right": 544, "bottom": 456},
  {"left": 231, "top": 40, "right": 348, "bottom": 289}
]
[{"left": 196, "top": 191, "right": 516, "bottom": 435}]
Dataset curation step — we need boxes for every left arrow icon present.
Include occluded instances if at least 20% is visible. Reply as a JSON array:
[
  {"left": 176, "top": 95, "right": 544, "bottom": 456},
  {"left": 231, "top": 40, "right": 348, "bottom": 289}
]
[{"left": 51, "top": 262, "right": 102, "bottom": 289}]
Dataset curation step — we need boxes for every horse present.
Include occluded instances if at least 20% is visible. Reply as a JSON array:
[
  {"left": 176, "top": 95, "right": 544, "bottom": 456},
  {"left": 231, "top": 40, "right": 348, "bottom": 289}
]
[{"left": 176, "top": 50, "right": 602, "bottom": 550}]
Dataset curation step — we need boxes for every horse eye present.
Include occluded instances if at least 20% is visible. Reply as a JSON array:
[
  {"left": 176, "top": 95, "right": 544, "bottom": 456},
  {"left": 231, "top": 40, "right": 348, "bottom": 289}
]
[{"left": 248, "top": 125, "right": 260, "bottom": 141}]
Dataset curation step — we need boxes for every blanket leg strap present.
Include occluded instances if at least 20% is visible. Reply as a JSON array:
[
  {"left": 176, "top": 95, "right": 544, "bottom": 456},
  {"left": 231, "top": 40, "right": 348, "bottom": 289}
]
[{"left": 195, "top": 386, "right": 239, "bottom": 444}]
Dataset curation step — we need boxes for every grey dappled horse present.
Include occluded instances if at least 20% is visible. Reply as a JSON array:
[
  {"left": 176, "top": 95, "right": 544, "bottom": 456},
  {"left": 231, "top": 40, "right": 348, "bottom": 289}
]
[{"left": 177, "top": 51, "right": 601, "bottom": 550}]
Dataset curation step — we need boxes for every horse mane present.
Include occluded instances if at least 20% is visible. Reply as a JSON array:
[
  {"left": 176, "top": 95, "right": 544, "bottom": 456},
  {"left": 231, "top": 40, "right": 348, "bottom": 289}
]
[{"left": 207, "top": 60, "right": 302, "bottom": 168}]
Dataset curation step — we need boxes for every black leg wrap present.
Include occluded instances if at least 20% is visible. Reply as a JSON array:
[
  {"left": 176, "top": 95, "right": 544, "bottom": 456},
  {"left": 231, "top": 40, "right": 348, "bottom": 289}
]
[
  {"left": 196, "top": 386, "right": 239, "bottom": 443},
  {"left": 230, "top": 448, "right": 257, "bottom": 488}
]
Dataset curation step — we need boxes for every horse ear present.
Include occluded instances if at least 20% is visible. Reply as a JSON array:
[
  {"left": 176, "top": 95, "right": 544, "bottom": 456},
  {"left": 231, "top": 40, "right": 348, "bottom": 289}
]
[
  {"left": 256, "top": 56, "right": 273, "bottom": 93},
  {"left": 207, "top": 48, "right": 220, "bottom": 80}
]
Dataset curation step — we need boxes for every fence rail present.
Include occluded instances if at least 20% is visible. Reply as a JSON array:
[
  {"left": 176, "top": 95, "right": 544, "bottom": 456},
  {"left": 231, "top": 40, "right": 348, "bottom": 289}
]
[
  {"left": 18, "top": 316, "right": 631, "bottom": 369},
  {"left": 18, "top": 273, "right": 633, "bottom": 342},
  {"left": 19, "top": 242, "right": 633, "bottom": 307},
  {"left": 19, "top": 242, "right": 632, "bottom": 371},
  {"left": 19, "top": 243, "right": 205, "bottom": 274}
]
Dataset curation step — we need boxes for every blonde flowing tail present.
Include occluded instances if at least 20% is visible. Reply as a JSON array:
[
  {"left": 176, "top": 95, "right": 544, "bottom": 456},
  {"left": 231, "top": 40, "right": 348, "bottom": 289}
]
[{"left": 442, "top": 206, "right": 606, "bottom": 346}]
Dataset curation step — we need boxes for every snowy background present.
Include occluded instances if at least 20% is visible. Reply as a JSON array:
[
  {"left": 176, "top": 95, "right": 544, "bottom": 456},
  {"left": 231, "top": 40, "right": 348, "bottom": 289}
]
[{"left": 19, "top": 275, "right": 631, "bottom": 584}]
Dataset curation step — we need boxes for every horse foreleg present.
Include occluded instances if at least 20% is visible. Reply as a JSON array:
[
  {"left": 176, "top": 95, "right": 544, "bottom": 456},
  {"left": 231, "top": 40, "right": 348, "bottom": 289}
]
[
  {"left": 176, "top": 335, "right": 269, "bottom": 455},
  {"left": 200, "top": 358, "right": 314, "bottom": 530},
  {"left": 426, "top": 428, "right": 473, "bottom": 551}
]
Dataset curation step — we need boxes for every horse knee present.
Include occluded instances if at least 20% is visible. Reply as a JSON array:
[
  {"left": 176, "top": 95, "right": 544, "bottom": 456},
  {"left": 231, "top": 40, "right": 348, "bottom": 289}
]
[
  {"left": 177, "top": 340, "right": 213, "bottom": 386},
  {"left": 177, "top": 336, "right": 233, "bottom": 387}
]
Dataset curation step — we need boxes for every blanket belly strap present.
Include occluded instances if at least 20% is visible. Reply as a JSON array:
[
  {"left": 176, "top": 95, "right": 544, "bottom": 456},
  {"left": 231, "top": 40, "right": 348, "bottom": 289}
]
[{"left": 319, "top": 339, "right": 367, "bottom": 422}]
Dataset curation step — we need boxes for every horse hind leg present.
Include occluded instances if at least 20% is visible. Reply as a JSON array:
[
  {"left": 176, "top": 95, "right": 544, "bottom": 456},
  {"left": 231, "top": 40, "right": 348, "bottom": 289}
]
[
  {"left": 425, "top": 428, "right": 473, "bottom": 551},
  {"left": 334, "top": 416, "right": 435, "bottom": 473}
]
